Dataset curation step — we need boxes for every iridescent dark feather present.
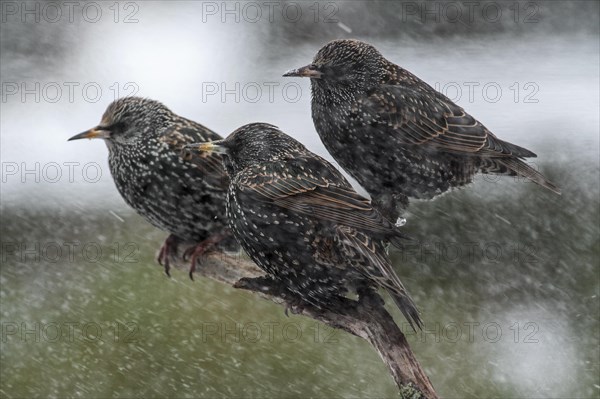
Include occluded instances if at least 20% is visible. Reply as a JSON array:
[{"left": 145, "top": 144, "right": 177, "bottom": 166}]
[
  {"left": 70, "top": 97, "right": 236, "bottom": 276},
  {"left": 288, "top": 39, "right": 560, "bottom": 218},
  {"left": 199, "top": 123, "right": 422, "bottom": 330}
]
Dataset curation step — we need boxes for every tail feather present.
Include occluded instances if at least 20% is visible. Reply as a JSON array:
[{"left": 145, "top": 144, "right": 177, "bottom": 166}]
[
  {"left": 387, "top": 288, "right": 423, "bottom": 332},
  {"left": 492, "top": 137, "right": 538, "bottom": 158},
  {"left": 337, "top": 226, "right": 423, "bottom": 331},
  {"left": 496, "top": 158, "right": 561, "bottom": 195},
  {"left": 389, "top": 230, "right": 417, "bottom": 250}
]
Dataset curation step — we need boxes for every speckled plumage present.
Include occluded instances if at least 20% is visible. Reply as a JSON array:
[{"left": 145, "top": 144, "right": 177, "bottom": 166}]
[
  {"left": 191, "top": 123, "right": 422, "bottom": 330},
  {"left": 285, "top": 39, "right": 560, "bottom": 219},
  {"left": 69, "top": 97, "right": 236, "bottom": 276}
]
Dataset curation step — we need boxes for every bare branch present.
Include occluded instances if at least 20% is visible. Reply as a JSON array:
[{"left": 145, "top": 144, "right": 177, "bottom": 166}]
[{"left": 172, "top": 250, "right": 438, "bottom": 399}]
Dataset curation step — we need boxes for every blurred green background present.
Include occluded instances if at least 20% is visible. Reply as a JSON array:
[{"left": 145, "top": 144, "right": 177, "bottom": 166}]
[{"left": 2, "top": 159, "right": 597, "bottom": 398}]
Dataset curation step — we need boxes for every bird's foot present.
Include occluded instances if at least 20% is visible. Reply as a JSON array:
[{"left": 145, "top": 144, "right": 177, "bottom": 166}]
[
  {"left": 283, "top": 298, "right": 306, "bottom": 317},
  {"left": 373, "top": 192, "right": 409, "bottom": 223},
  {"left": 393, "top": 196, "right": 408, "bottom": 227},
  {"left": 156, "top": 234, "right": 180, "bottom": 277},
  {"left": 234, "top": 276, "right": 282, "bottom": 295},
  {"left": 393, "top": 193, "right": 410, "bottom": 210},
  {"left": 183, "top": 233, "right": 228, "bottom": 280},
  {"left": 233, "top": 276, "right": 306, "bottom": 315}
]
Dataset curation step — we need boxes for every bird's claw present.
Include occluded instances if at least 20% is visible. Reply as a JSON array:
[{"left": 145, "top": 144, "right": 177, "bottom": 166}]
[
  {"left": 184, "top": 235, "right": 227, "bottom": 280},
  {"left": 395, "top": 217, "right": 406, "bottom": 227},
  {"left": 157, "top": 235, "right": 178, "bottom": 278},
  {"left": 283, "top": 302, "right": 304, "bottom": 317}
]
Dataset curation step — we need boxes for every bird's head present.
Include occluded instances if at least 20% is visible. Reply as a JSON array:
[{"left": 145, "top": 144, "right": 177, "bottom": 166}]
[
  {"left": 68, "top": 97, "right": 175, "bottom": 146},
  {"left": 283, "top": 39, "right": 387, "bottom": 94},
  {"left": 186, "top": 123, "right": 305, "bottom": 176}
]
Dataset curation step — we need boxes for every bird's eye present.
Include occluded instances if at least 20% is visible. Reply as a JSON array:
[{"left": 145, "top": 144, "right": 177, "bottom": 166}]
[{"left": 107, "top": 121, "right": 126, "bottom": 134}]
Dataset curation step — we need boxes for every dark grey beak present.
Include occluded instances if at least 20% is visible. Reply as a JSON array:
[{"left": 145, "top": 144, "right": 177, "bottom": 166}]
[{"left": 283, "top": 64, "right": 323, "bottom": 79}]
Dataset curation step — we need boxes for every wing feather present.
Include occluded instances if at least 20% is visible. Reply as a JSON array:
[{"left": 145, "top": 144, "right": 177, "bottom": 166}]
[
  {"left": 366, "top": 73, "right": 537, "bottom": 158},
  {"left": 238, "top": 157, "right": 405, "bottom": 240}
]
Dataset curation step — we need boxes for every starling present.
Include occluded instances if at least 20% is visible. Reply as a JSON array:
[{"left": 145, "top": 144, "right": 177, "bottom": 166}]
[
  {"left": 69, "top": 97, "right": 236, "bottom": 278},
  {"left": 187, "top": 123, "right": 422, "bottom": 330},
  {"left": 284, "top": 39, "right": 560, "bottom": 219}
]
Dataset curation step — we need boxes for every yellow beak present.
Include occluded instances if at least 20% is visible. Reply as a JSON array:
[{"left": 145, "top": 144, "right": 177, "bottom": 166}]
[
  {"left": 186, "top": 140, "right": 228, "bottom": 154},
  {"left": 68, "top": 127, "right": 111, "bottom": 141}
]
